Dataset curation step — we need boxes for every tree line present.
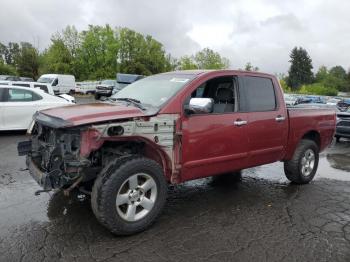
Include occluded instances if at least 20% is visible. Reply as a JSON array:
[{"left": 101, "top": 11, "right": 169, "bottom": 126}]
[
  {"left": 280, "top": 47, "right": 350, "bottom": 95},
  {"left": 0, "top": 25, "right": 229, "bottom": 81}
]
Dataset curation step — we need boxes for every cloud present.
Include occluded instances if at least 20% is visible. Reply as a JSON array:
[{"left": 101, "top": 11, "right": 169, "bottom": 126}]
[{"left": 0, "top": 0, "right": 350, "bottom": 74}]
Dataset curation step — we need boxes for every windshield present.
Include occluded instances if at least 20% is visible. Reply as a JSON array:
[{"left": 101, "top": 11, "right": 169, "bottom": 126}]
[
  {"left": 37, "top": 77, "right": 54, "bottom": 84},
  {"left": 101, "top": 80, "right": 116, "bottom": 86},
  {"left": 111, "top": 74, "right": 195, "bottom": 107}
]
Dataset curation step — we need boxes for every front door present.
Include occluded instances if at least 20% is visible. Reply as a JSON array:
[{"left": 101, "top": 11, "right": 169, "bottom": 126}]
[
  {"left": 182, "top": 113, "right": 249, "bottom": 181},
  {"left": 180, "top": 75, "right": 249, "bottom": 181}
]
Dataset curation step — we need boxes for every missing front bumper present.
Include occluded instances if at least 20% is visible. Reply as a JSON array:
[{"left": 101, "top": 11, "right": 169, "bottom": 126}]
[{"left": 26, "top": 156, "right": 56, "bottom": 190}]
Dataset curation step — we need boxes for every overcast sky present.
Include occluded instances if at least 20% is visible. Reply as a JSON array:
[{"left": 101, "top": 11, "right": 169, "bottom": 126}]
[{"left": 1, "top": 0, "right": 350, "bottom": 74}]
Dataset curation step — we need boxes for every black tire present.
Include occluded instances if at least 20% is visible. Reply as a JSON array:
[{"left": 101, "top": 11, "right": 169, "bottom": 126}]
[
  {"left": 94, "top": 93, "right": 100, "bottom": 100},
  {"left": 335, "top": 136, "right": 341, "bottom": 143},
  {"left": 91, "top": 156, "right": 167, "bottom": 235},
  {"left": 284, "top": 139, "right": 319, "bottom": 184}
]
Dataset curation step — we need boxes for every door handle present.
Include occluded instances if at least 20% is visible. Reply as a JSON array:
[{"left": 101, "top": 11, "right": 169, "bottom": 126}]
[
  {"left": 275, "top": 115, "right": 286, "bottom": 122},
  {"left": 234, "top": 120, "right": 247, "bottom": 126}
]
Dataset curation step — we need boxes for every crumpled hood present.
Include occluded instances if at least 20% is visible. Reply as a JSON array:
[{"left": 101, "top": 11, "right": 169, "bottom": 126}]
[{"left": 36, "top": 103, "right": 146, "bottom": 128}]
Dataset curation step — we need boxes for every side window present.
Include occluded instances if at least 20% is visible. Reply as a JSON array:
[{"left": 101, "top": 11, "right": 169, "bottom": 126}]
[
  {"left": 0, "top": 88, "right": 4, "bottom": 102},
  {"left": 34, "top": 84, "right": 48, "bottom": 93},
  {"left": 13, "top": 83, "right": 30, "bottom": 87},
  {"left": 189, "top": 76, "right": 238, "bottom": 113},
  {"left": 52, "top": 78, "right": 58, "bottom": 86},
  {"left": 191, "top": 83, "right": 206, "bottom": 98},
  {"left": 240, "top": 76, "right": 276, "bottom": 112},
  {"left": 7, "top": 89, "right": 41, "bottom": 102}
]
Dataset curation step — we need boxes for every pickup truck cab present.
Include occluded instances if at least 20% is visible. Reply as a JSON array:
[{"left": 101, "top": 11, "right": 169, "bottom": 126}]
[{"left": 19, "top": 70, "right": 336, "bottom": 235}]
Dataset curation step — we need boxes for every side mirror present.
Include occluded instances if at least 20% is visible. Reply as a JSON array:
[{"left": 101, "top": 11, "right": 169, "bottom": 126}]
[{"left": 185, "top": 98, "right": 214, "bottom": 114}]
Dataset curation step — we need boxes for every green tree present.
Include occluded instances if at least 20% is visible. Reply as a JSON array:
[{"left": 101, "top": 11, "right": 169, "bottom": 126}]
[
  {"left": 0, "top": 61, "right": 17, "bottom": 75},
  {"left": 164, "top": 54, "right": 178, "bottom": 71},
  {"left": 41, "top": 38, "right": 72, "bottom": 74},
  {"left": 314, "top": 65, "right": 348, "bottom": 92},
  {"left": 315, "top": 65, "right": 328, "bottom": 82},
  {"left": 78, "top": 25, "right": 119, "bottom": 80},
  {"left": 194, "top": 48, "right": 229, "bottom": 69},
  {"left": 178, "top": 55, "right": 197, "bottom": 70},
  {"left": 16, "top": 42, "right": 39, "bottom": 79},
  {"left": 117, "top": 27, "right": 170, "bottom": 75},
  {"left": 4, "top": 42, "right": 20, "bottom": 66},
  {"left": 287, "top": 47, "right": 313, "bottom": 90},
  {"left": 299, "top": 83, "right": 338, "bottom": 96},
  {"left": 244, "top": 62, "right": 259, "bottom": 71},
  {"left": 329, "top": 65, "right": 347, "bottom": 79}
]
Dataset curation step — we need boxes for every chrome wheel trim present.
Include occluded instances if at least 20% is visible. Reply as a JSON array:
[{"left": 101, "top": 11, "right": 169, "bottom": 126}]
[
  {"left": 301, "top": 149, "right": 315, "bottom": 177},
  {"left": 116, "top": 173, "right": 157, "bottom": 222}
]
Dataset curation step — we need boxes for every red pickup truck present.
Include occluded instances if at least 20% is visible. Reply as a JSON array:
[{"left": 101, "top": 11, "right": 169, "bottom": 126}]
[{"left": 18, "top": 70, "right": 336, "bottom": 235}]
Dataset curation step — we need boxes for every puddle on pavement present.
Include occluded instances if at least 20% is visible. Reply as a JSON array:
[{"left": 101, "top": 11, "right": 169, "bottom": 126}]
[{"left": 244, "top": 140, "right": 350, "bottom": 182}]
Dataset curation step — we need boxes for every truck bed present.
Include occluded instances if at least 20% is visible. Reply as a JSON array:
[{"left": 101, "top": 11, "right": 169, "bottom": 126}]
[{"left": 285, "top": 107, "right": 336, "bottom": 159}]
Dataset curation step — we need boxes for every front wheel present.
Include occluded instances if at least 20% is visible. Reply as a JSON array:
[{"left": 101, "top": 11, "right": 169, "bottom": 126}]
[
  {"left": 91, "top": 156, "right": 167, "bottom": 235},
  {"left": 94, "top": 94, "right": 100, "bottom": 100},
  {"left": 284, "top": 139, "right": 319, "bottom": 184}
]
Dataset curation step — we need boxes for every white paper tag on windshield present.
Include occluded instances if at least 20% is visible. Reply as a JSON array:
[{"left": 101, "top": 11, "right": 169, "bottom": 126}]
[{"left": 170, "top": 78, "right": 189, "bottom": 83}]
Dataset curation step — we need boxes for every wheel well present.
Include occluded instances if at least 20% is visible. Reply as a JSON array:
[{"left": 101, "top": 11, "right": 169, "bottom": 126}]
[
  {"left": 100, "top": 140, "right": 170, "bottom": 179},
  {"left": 302, "top": 131, "right": 321, "bottom": 148}
]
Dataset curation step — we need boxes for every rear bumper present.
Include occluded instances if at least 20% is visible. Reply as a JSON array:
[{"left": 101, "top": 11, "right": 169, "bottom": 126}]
[{"left": 26, "top": 156, "right": 54, "bottom": 190}]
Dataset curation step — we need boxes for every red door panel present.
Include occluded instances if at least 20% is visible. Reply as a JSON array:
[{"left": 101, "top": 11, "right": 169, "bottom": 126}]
[
  {"left": 246, "top": 111, "right": 288, "bottom": 167},
  {"left": 181, "top": 112, "right": 249, "bottom": 181}
]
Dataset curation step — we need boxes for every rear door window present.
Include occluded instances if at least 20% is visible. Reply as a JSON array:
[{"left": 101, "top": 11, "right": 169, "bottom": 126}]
[
  {"left": 34, "top": 84, "right": 49, "bottom": 93},
  {"left": 0, "top": 88, "right": 5, "bottom": 101},
  {"left": 13, "top": 83, "right": 30, "bottom": 87},
  {"left": 7, "top": 88, "right": 41, "bottom": 102},
  {"left": 239, "top": 76, "right": 277, "bottom": 112}
]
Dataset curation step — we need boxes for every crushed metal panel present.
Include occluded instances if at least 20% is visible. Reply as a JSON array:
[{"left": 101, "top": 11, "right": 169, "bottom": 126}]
[{"left": 93, "top": 114, "right": 179, "bottom": 148}]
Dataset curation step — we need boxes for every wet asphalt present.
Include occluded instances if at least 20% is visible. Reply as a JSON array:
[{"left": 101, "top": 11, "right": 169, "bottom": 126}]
[{"left": 1, "top": 97, "right": 350, "bottom": 262}]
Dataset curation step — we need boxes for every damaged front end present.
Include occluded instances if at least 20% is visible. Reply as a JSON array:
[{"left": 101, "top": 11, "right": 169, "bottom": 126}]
[
  {"left": 19, "top": 120, "right": 96, "bottom": 191},
  {"left": 19, "top": 110, "right": 180, "bottom": 192}
]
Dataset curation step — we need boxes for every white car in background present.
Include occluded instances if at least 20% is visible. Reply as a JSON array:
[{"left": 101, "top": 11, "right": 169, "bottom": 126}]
[
  {"left": 0, "top": 85, "right": 74, "bottom": 130},
  {"left": 0, "top": 81, "right": 75, "bottom": 103}
]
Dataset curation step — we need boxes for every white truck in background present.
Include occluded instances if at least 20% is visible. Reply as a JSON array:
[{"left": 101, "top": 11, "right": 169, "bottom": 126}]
[
  {"left": 37, "top": 74, "right": 76, "bottom": 94},
  {"left": 75, "top": 81, "right": 99, "bottom": 94}
]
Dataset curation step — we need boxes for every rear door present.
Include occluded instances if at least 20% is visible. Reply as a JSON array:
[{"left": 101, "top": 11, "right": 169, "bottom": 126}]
[{"left": 239, "top": 75, "right": 288, "bottom": 166}]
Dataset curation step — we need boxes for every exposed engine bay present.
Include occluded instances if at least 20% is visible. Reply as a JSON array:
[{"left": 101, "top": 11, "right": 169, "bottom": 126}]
[{"left": 27, "top": 123, "right": 141, "bottom": 191}]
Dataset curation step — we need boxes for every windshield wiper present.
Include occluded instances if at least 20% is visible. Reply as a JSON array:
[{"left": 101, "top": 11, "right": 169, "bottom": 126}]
[{"left": 112, "top": 97, "right": 146, "bottom": 110}]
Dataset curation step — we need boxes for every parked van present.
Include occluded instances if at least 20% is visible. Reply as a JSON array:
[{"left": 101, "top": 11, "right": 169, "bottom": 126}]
[{"left": 37, "top": 74, "right": 75, "bottom": 94}]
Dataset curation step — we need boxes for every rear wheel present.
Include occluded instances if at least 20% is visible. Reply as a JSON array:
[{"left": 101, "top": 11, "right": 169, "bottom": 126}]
[
  {"left": 284, "top": 139, "right": 319, "bottom": 184},
  {"left": 335, "top": 136, "right": 341, "bottom": 143},
  {"left": 91, "top": 156, "right": 167, "bottom": 235}
]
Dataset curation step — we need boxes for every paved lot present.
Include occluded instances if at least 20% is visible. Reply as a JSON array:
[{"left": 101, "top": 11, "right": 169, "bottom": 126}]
[{"left": 1, "top": 97, "right": 350, "bottom": 261}]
